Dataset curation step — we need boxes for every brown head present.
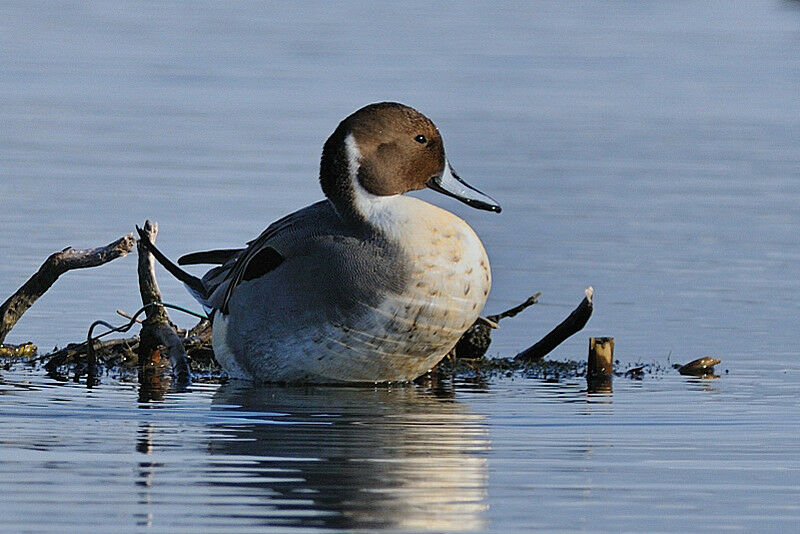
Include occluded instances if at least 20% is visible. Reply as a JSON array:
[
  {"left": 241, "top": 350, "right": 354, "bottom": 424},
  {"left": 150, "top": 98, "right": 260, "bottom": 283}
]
[{"left": 320, "top": 102, "right": 501, "bottom": 221}]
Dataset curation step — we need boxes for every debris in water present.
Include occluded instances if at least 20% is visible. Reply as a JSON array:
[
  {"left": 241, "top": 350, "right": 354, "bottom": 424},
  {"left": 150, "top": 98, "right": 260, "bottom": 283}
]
[
  {"left": 624, "top": 365, "right": 645, "bottom": 379},
  {"left": 0, "top": 342, "right": 37, "bottom": 359},
  {"left": 677, "top": 357, "right": 722, "bottom": 377}
]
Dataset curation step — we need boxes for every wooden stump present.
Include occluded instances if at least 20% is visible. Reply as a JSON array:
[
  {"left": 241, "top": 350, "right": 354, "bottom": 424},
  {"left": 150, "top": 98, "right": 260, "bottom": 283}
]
[
  {"left": 588, "top": 337, "right": 614, "bottom": 377},
  {"left": 136, "top": 220, "right": 191, "bottom": 390},
  {"left": 587, "top": 336, "right": 614, "bottom": 394}
]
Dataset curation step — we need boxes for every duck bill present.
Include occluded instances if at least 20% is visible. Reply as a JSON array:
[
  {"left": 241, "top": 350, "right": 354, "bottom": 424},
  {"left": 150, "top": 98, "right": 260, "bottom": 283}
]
[{"left": 427, "top": 162, "right": 502, "bottom": 213}]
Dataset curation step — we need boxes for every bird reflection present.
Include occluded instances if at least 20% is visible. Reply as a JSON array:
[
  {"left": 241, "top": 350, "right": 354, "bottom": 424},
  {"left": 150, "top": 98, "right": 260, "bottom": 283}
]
[{"left": 204, "top": 382, "right": 489, "bottom": 531}]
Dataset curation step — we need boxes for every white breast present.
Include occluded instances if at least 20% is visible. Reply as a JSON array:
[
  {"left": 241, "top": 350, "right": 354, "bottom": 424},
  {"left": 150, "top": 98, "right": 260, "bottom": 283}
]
[
  {"left": 310, "top": 194, "right": 492, "bottom": 381},
  {"left": 372, "top": 197, "right": 492, "bottom": 354}
]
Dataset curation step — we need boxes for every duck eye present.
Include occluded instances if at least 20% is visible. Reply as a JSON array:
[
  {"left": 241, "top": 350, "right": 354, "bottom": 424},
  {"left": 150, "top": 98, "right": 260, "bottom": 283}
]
[{"left": 414, "top": 134, "right": 427, "bottom": 144}]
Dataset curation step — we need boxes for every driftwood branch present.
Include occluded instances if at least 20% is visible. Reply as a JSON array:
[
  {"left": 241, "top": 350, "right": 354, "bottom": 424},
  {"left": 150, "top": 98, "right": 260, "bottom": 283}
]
[
  {"left": 0, "top": 234, "right": 136, "bottom": 344},
  {"left": 515, "top": 287, "right": 594, "bottom": 363},
  {"left": 136, "top": 220, "right": 191, "bottom": 384}
]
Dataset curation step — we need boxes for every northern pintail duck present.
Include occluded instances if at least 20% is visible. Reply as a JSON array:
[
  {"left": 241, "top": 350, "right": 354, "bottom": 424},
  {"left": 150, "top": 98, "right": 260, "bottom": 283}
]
[{"left": 140, "top": 102, "right": 501, "bottom": 383}]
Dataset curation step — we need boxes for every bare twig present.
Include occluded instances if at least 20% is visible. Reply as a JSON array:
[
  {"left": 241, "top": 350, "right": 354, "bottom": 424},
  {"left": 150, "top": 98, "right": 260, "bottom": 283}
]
[
  {"left": 186, "top": 318, "right": 212, "bottom": 342},
  {"left": 116, "top": 309, "right": 143, "bottom": 324},
  {"left": 42, "top": 313, "right": 210, "bottom": 377},
  {"left": 486, "top": 292, "right": 542, "bottom": 323},
  {"left": 515, "top": 287, "right": 594, "bottom": 363},
  {"left": 0, "top": 234, "right": 135, "bottom": 344}
]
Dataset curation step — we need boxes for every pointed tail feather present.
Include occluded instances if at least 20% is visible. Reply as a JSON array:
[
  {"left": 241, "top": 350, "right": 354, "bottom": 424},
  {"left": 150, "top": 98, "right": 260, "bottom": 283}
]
[
  {"left": 135, "top": 225, "right": 209, "bottom": 304},
  {"left": 178, "top": 248, "right": 242, "bottom": 266}
]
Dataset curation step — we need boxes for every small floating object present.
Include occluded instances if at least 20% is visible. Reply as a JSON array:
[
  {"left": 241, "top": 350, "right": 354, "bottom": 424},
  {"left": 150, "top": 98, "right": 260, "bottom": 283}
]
[
  {"left": 624, "top": 365, "right": 645, "bottom": 378},
  {"left": 678, "top": 357, "right": 722, "bottom": 377}
]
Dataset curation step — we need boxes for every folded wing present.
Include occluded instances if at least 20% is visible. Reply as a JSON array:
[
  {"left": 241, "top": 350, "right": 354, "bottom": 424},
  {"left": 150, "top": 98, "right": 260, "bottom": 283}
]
[{"left": 188, "top": 200, "right": 341, "bottom": 314}]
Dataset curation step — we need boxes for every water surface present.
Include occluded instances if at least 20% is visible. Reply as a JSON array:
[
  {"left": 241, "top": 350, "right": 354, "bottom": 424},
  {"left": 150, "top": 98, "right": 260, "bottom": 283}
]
[{"left": 1, "top": 370, "right": 799, "bottom": 532}]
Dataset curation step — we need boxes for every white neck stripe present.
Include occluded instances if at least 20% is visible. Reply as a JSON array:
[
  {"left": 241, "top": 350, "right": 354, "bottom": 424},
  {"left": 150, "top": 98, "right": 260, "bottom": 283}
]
[{"left": 343, "top": 133, "right": 407, "bottom": 236}]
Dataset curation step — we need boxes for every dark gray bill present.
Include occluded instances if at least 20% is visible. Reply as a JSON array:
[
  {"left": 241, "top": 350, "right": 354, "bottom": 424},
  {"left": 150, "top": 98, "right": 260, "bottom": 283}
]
[{"left": 427, "top": 162, "right": 502, "bottom": 213}]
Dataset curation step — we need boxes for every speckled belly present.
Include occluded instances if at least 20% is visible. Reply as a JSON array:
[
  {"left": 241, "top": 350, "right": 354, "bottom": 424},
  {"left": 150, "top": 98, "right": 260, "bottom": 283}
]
[{"left": 367, "top": 226, "right": 492, "bottom": 373}]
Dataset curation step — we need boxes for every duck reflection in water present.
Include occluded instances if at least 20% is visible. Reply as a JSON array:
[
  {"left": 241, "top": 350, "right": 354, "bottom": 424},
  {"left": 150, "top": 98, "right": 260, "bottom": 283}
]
[{"left": 202, "top": 382, "right": 489, "bottom": 531}]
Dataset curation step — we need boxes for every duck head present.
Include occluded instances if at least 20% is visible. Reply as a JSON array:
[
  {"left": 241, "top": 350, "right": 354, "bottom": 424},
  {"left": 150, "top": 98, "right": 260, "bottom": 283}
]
[{"left": 320, "top": 102, "right": 501, "bottom": 220}]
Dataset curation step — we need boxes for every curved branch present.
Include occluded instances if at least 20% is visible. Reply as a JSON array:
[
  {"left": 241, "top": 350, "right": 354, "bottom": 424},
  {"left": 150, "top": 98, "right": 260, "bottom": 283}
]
[{"left": 0, "top": 234, "right": 135, "bottom": 344}]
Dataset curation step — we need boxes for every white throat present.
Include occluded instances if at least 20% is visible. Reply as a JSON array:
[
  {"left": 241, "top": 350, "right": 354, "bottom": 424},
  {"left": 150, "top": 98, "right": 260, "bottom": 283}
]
[{"left": 343, "top": 133, "right": 413, "bottom": 238}]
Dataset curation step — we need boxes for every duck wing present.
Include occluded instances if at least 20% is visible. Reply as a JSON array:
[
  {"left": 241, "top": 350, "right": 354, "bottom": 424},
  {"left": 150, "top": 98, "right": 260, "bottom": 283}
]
[{"left": 202, "top": 200, "right": 343, "bottom": 314}]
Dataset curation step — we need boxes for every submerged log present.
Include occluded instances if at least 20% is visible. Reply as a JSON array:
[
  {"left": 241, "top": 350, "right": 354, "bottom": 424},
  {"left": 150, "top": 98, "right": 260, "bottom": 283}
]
[
  {"left": 136, "top": 220, "right": 191, "bottom": 386},
  {"left": 43, "top": 317, "right": 211, "bottom": 378},
  {"left": 0, "top": 234, "right": 135, "bottom": 344},
  {"left": 515, "top": 287, "right": 594, "bottom": 363},
  {"left": 45, "top": 337, "right": 138, "bottom": 375}
]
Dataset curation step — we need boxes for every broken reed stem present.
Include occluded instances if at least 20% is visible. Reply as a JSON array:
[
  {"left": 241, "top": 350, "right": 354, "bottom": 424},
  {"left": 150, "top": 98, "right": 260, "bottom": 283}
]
[
  {"left": 136, "top": 220, "right": 191, "bottom": 385},
  {"left": 0, "top": 234, "right": 136, "bottom": 344},
  {"left": 515, "top": 287, "right": 594, "bottom": 363},
  {"left": 138, "top": 221, "right": 170, "bottom": 326}
]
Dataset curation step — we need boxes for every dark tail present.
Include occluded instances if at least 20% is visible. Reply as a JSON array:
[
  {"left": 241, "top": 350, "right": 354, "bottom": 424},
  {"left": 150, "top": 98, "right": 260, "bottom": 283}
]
[
  {"left": 178, "top": 248, "right": 242, "bottom": 266},
  {"left": 135, "top": 225, "right": 209, "bottom": 301}
]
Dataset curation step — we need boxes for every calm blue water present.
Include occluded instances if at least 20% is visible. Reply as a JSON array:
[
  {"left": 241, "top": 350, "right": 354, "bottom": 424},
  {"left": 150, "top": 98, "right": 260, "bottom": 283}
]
[{"left": 1, "top": 1, "right": 799, "bottom": 532}]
